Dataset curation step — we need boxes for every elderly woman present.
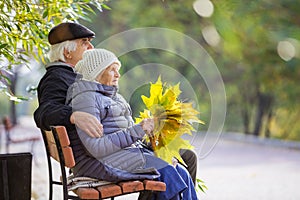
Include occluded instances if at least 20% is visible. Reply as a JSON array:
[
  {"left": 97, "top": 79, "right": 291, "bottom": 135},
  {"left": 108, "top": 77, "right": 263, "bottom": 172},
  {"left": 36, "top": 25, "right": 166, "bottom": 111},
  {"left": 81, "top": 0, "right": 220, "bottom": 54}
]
[{"left": 66, "top": 49, "right": 197, "bottom": 200}]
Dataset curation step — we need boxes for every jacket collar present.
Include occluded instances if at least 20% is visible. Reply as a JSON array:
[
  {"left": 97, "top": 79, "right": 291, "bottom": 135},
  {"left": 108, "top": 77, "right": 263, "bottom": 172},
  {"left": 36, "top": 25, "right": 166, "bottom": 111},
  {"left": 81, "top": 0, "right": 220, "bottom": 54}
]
[
  {"left": 67, "top": 80, "right": 118, "bottom": 105},
  {"left": 45, "top": 61, "right": 75, "bottom": 72}
]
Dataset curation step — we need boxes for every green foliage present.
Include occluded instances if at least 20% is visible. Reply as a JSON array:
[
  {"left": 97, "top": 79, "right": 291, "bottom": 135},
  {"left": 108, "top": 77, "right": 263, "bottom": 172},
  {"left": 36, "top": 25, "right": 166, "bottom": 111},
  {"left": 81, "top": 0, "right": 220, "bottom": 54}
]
[
  {"left": 92, "top": 0, "right": 300, "bottom": 140},
  {"left": 2, "top": 0, "right": 299, "bottom": 140},
  {"left": 0, "top": 0, "right": 106, "bottom": 66},
  {"left": 0, "top": 92, "right": 10, "bottom": 116},
  {"left": 209, "top": 0, "right": 300, "bottom": 138},
  {"left": 91, "top": 1, "right": 211, "bottom": 132},
  {"left": 196, "top": 178, "right": 208, "bottom": 194},
  {"left": 0, "top": 0, "right": 107, "bottom": 101}
]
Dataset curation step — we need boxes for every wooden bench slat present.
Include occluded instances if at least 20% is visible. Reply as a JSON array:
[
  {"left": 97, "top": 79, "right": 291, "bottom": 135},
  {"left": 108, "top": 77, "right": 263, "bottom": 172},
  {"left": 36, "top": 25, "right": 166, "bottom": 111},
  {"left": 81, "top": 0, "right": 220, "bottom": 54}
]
[
  {"left": 55, "top": 126, "right": 70, "bottom": 146},
  {"left": 74, "top": 187, "right": 99, "bottom": 199},
  {"left": 143, "top": 180, "right": 166, "bottom": 191},
  {"left": 48, "top": 143, "right": 59, "bottom": 162},
  {"left": 96, "top": 184, "right": 122, "bottom": 199},
  {"left": 45, "top": 130, "right": 55, "bottom": 143},
  {"left": 118, "top": 180, "right": 144, "bottom": 193},
  {"left": 62, "top": 147, "right": 75, "bottom": 167},
  {"left": 46, "top": 128, "right": 75, "bottom": 167}
]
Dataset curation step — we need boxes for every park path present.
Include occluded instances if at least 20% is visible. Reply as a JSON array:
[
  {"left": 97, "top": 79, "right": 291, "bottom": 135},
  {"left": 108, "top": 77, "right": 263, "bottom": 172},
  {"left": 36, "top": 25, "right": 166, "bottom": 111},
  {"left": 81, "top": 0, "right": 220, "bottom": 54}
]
[
  {"left": 1, "top": 116, "right": 300, "bottom": 200},
  {"left": 194, "top": 133, "right": 300, "bottom": 200}
]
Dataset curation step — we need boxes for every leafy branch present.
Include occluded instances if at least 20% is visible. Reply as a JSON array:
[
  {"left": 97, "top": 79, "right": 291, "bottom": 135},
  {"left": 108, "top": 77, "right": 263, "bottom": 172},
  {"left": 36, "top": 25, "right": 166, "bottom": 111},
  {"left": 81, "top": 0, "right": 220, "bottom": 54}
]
[{"left": 0, "top": 0, "right": 108, "bottom": 101}]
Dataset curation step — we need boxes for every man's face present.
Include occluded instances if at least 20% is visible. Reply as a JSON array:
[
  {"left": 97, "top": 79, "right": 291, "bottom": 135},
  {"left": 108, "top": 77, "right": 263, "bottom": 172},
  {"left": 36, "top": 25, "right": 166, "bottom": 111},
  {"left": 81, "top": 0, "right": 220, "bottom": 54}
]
[
  {"left": 69, "top": 38, "right": 94, "bottom": 65},
  {"left": 96, "top": 63, "right": 121, "bottom": 86}
]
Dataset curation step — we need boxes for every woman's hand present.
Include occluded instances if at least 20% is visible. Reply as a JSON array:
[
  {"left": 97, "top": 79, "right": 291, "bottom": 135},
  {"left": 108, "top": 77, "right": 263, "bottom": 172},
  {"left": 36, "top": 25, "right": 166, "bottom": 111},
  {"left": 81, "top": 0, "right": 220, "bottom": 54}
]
[
  {"left": 172, "top": 157, "right": 178, "bottom": 167},
  {"left": 140, "top": 118, "right": 154, "bottom": 136}
]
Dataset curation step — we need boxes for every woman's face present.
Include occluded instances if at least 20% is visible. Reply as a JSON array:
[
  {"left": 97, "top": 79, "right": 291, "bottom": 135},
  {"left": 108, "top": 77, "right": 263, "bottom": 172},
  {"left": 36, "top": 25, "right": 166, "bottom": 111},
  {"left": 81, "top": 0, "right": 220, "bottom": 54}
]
[{"left": 96, "top": 62, "right": 120, "bottom": 86}]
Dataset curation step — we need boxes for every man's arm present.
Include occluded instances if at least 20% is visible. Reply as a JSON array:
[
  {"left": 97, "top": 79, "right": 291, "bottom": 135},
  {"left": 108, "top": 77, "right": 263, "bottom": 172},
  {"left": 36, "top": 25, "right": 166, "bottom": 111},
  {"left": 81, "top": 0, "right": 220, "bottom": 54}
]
[
  {"left": 70, "top": 111, "right": 103, "bottom": 137},
  {"left": 34, "top": 68, "right": 102, "bottom": 137}
]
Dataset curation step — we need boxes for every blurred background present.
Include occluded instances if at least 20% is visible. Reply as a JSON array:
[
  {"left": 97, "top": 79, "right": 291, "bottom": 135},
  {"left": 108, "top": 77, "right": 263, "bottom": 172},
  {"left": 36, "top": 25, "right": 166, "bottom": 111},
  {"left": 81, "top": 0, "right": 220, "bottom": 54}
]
[
  {"left": 1, "top": 1, "right": 300, "bottom": 199},
  {"left": 1, "top": 0, "right": 299, "bottom": 141}
]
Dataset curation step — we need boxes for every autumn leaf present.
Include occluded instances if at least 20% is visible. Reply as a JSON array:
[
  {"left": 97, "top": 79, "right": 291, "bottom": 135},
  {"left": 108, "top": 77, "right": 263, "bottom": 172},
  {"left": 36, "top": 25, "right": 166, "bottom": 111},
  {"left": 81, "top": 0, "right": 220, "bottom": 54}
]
[{"left": 136, "top": 76, "right": 204, "bottom": 164}]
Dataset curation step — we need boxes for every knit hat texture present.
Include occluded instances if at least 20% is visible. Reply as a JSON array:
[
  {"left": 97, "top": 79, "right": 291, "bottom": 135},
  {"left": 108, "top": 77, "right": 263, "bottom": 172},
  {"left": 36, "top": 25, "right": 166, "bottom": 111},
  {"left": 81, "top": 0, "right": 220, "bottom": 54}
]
[
  {"left": 48, "top": 22, "right": 95, "bottom": 45},
  {"left": 75, "top": 49, "right": 121, "bottom": 81}
]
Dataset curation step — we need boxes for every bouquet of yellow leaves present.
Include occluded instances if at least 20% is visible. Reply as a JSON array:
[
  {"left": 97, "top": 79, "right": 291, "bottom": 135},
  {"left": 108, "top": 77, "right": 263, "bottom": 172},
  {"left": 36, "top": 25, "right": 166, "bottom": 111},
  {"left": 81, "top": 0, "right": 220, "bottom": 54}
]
[{"left": 136, "top": 76, "right": 204, "bottom": 165}]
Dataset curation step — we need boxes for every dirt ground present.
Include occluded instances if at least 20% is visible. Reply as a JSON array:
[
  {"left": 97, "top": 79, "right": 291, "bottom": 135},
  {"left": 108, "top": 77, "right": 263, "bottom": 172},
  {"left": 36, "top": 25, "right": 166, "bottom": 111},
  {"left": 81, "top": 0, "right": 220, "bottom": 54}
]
[{"left": 1, "top": 116, "right": 300, "bottom": 200}]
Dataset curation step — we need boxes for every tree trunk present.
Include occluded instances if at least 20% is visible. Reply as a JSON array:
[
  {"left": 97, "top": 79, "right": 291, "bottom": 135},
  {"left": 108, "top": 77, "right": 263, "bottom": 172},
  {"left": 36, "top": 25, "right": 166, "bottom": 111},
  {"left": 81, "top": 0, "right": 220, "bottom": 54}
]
[
  {"left": 265, "top": 109, "right": 273, "bottom": 138},
  {"left": 253, "top": 92, "right": 273, "bottom": 136},
  {"left": 240, "top": 87, "right": 253, "bottom": 135},
  {"left": 10, "top": 71, "right": 18, "bottom": 125},
  {"left": 253, "top": 96, "right": 263, "bottom": 136},
  {"left": 241, "top": 106, "right": 250, "bottom": 134}
]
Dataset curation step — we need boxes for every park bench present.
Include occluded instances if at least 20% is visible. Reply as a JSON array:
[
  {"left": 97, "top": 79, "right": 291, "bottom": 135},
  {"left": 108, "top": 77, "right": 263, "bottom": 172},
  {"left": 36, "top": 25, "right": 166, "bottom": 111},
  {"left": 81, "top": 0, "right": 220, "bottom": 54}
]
[
  {"left": 2, "top": 116, "right": 40, "bottom": 153},
  {"left": 41, "top": 126, "right": 166, "bottom": 200}
]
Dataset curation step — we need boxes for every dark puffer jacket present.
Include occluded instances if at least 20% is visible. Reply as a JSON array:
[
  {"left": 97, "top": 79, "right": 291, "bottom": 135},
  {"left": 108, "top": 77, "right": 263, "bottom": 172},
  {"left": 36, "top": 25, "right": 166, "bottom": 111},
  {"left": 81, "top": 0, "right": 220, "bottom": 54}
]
[
  {"left": 66, "top": 80, "right": 160, "bottom": 181},
  {"left": 34, "top": 62, "right": 79, "bottom": 131}
]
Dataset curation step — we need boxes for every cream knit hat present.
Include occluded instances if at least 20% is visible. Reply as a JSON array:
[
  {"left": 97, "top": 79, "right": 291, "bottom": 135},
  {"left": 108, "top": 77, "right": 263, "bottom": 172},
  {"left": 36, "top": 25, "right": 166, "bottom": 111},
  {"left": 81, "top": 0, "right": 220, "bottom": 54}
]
[{"left": 75, "top": 49, "right": 121, "bottom": 81}]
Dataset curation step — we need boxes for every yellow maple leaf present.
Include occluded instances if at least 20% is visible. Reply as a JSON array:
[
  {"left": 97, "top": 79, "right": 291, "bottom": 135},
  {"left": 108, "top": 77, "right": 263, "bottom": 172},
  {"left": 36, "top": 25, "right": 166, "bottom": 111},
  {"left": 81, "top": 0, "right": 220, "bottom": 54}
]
[
  {"left": 136, "top": 76, "right": 204, "bottom": 164},
  {"left": 155, "top": 136, "right": 194, "bottom": 166}
]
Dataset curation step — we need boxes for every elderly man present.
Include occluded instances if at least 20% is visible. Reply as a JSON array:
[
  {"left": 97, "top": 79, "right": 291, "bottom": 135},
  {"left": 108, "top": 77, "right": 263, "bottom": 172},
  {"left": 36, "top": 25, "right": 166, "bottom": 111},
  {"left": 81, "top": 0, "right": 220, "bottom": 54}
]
[
  {"left": 34, "top": 22, "right": 103, "bottom": 137},
  {"left": 34, "top": 22, "right": 198, "bottom": 186}
]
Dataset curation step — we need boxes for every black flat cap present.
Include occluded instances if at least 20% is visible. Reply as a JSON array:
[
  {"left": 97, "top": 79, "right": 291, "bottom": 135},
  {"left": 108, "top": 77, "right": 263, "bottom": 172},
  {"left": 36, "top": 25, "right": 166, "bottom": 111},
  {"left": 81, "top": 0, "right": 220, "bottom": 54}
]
[{"left": 48, "top": 22, "right": 95, "bottom": 45}]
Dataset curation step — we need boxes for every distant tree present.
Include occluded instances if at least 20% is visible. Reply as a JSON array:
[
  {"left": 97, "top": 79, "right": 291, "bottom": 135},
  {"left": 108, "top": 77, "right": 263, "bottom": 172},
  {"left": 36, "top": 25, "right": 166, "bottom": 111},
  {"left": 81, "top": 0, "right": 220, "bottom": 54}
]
[
  {"left": 89, "top": 0, "right": 300, "bottom": 140},
  {"left": 0, "top": 0, "right": 107, "bottom": 123},
  {"left": 209, "top": 0, "right": 300, "bottom": 138}
]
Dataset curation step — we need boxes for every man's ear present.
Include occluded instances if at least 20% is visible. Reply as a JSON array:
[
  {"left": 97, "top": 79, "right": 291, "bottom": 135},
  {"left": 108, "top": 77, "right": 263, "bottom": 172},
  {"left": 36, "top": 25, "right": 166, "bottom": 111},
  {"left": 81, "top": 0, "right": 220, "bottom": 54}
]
[{"left": 63, "top": 48, "right": 71, "bottom": 59}]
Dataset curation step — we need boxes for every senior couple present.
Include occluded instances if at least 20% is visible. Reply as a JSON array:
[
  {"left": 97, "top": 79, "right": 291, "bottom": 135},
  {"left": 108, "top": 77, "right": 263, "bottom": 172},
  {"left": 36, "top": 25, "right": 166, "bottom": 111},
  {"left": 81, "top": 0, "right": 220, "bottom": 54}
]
[{"left": 34, "top": 22, "right": 198, "bottom": 200}]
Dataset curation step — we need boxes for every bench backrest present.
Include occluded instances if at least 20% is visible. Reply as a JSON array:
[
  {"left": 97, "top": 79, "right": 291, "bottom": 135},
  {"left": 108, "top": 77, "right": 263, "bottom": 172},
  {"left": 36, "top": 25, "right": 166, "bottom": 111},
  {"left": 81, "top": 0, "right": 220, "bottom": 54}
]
[
  {"left": 44, "top": 126, "right": 75, "bottom": 168},
  {"left": 2, "top": 116, "right": 13, "bottom": 131},
  {"left": 41, "top": 126, "right": 166, "bottom": 200}
]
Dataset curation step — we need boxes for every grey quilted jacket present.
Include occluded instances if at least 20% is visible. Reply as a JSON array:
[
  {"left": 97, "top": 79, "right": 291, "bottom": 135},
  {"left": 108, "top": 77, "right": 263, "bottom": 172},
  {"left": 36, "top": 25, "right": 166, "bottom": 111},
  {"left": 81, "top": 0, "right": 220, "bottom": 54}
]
[{"left": 66, "top": 80, "right": 159, "bottom": 181}]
